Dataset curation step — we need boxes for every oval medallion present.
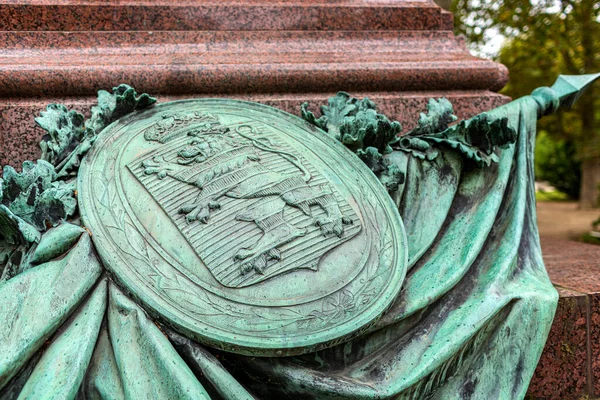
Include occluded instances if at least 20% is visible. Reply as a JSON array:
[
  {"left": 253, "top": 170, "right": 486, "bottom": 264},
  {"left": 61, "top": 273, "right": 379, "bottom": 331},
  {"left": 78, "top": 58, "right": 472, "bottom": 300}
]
[{"left": 78, "top": 99, "right": 407, "bottom": 356}]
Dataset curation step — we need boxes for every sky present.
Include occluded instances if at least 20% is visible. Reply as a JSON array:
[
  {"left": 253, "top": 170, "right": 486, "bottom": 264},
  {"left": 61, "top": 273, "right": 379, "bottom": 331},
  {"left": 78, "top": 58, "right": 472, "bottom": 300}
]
[{"left": 479, "top": 28, "right": 505, "bottom": 59}]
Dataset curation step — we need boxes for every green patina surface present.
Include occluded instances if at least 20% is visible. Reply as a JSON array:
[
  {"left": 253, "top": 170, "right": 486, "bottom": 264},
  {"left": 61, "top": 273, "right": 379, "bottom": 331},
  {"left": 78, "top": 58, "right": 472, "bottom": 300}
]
[
  {"left": 0, "top": 74, "right": 597, "bottom": 399},
  {"left": 77, "top": 98, "right": 408, "bottom": 356}
]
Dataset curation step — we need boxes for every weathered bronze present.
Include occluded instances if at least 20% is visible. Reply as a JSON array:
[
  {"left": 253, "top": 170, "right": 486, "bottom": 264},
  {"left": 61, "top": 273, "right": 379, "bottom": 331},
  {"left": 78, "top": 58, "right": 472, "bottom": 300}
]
[
  {"left": 78, "top": 100, "right": 407, "bottom": 356},
  {"left": 0, "top": 75, "right": 597, "bottom": 398}
]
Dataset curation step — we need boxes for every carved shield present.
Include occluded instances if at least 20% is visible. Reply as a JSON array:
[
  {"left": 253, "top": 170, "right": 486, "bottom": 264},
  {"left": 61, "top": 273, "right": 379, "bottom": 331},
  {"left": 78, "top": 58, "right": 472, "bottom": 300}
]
[
  {"left": 127, "top": 119, "right": 361, "bottom": 288},
  {"left": 78, "top": 100, "right": 407, "bottom": 356}
]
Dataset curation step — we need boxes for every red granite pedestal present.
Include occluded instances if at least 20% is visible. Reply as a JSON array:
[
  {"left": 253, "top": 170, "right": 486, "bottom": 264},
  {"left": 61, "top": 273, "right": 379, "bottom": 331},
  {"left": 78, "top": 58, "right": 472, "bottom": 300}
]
[
  {"left": 4, "top": 2, "right": 591, "bottom": 399},
  {"left": 527, "top": 239, "right": 600, "bottom": 399},
  {"left": 0, "top": 0, "right": 508, "bottom": 168}
]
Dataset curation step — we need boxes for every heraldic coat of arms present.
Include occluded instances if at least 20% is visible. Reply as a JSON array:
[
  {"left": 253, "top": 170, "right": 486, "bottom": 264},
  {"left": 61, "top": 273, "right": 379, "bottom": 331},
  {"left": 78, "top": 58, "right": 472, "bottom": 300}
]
[{"left": 128, "top": 111, "right": 361, "bottom": 288}]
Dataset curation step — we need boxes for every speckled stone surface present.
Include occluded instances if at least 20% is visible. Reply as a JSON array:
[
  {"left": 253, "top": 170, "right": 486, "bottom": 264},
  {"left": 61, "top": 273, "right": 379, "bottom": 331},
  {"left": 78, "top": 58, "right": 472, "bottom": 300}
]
[
  {"left": 0, "top": 31, "right": 508, "bottom": 97},
  {"left": 590, "top": 294, "right": 600, "bottom": 397},
  {"left": 527, "top": 286, "right": 590, "bottom": 399},
  {"left": 0, "top": 90, "right": 509, "bottom": 168},
  {"left": 542, "top": 238, "right": 600, "bottom": 294},
  {"left": 0, "top": 0, "right": 509, "bottom": 168},
  {"left": 0, "top": 1, "right": 452, "bottom": 31},
  {"left": 526, "top": 238, "right": 600, "bottom": 399}
]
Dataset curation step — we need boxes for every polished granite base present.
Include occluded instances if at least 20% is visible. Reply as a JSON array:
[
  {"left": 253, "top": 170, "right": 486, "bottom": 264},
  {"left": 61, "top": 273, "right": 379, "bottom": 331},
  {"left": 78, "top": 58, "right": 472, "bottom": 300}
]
[
  {"left": 2, "top": 2, "right": 587, "bottom": 398},
  {"left": 527, "top": 238, "right": 600, "bottom": 399},
  {"left": 0, "top": 1, "right": 508, "bottom": 168},
  {"left": 0, "top": 90, "right": 508, "bottom": 168}
]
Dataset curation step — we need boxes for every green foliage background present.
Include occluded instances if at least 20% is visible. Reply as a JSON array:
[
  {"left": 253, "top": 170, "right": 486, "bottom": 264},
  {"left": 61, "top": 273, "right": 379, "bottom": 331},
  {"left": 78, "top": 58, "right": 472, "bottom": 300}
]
[
  {"left": 450, "top": 0, "right": 600, "bottom": 202},
  {"left": 535, "top": 131, "right": 581, "bottom": 198}
]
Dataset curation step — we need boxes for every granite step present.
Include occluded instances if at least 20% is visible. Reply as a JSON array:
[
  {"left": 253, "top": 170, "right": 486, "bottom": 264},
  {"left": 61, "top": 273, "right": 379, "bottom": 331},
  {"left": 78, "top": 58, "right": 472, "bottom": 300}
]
[
  {"left": 0, "top": 0, "right": 508, "bottom": 170},
  {"left": 0, "top": 30, "right": 507, "bottom": 97},
  {"left": 0, "top": 90, "right": 509, "bottom": 168},
  {"left": 0, "top": 0, "right": 452, "bottom": 31},
  {"left": 528, "top": 238, "right": 600, "bottom": 399}
]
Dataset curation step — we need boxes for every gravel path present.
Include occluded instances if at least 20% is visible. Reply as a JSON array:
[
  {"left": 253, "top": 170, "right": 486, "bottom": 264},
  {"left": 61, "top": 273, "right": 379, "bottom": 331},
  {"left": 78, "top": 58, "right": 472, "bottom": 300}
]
[{"left": 536, "top": 201, "right": 599, "bottom": 239}]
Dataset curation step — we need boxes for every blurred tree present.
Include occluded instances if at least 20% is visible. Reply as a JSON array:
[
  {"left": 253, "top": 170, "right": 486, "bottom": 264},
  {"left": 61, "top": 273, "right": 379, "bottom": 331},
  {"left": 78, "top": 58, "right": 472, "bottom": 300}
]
[
  {"left": 434, "top": 0, "right": 452, "bottom": 10},
  {"left": 451, "top": 0, "right": 600, "bottom": 207},
  {"left": 535, "top": 131, "right": 581, "bottom": 198}
]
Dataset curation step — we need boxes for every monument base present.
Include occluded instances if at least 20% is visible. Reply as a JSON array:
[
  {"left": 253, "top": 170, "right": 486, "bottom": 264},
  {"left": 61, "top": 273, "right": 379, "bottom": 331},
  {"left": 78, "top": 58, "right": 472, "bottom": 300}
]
[
  {"left": 1, "top": 90, "right": 508, "bottom": 168},
  {"left": 0, "top": 1, "right": 508, "bottom": 167},
  {"left": 3, "top": 2, "right": 583, "bottom": 397},
  {"left": 528, "top": 238, "right": 600, "bottom": 399}
]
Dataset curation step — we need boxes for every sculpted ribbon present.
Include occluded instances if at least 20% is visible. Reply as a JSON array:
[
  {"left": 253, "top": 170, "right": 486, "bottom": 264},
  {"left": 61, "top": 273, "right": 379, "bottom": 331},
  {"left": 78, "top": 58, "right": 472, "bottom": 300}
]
[{"left": 1, "top": 74, "right": 598, "bottom": 399}]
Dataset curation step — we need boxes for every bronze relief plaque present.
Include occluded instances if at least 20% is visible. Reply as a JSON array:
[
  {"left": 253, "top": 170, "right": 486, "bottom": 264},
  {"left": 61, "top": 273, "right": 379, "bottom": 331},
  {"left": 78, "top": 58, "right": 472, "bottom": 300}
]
[{"left": 78, "top": 100, "right": 407, "bottom": 356}]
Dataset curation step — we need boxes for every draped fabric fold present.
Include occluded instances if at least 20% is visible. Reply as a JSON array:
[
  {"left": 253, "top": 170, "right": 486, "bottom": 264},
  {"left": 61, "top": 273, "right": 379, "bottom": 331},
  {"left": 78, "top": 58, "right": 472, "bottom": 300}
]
[
  {"left": 17, "top": 279, "right": 107, "bottom": 399},
  {"left": 214, "top": 96, "right": 558, "bottom": 399},
  {"left": 0, "top": 91, "right": 561, "bottom": 400},
  {"left": 79, "top": 322, "right": 126, "bottom": 400},
  {"left": 168, "top": 329, "right": 258, "bottom": 400},
  {"left": 0, "top": 234, "right": 102, "bottom": 390},
  {"left": 397, "top": 150, "right": 462, "bottom": 266},
  {"left": 106, "top": 283, "right": 210, "bottom": 400}
]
